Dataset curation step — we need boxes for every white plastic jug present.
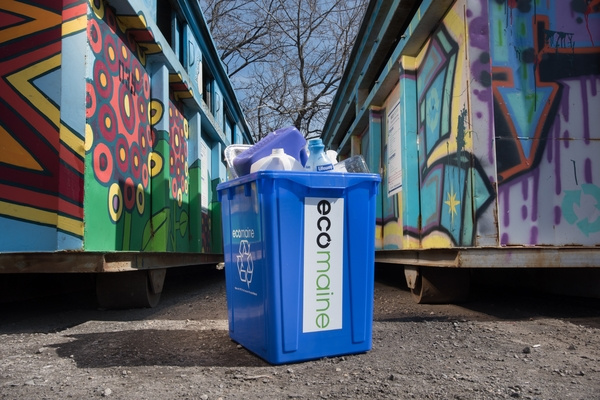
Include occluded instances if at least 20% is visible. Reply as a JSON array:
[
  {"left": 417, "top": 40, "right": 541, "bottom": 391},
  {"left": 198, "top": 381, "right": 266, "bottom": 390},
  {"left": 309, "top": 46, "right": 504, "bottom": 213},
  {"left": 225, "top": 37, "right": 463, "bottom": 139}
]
[{"left": 250, "top": 148, "right": 305, "bottom": 173}]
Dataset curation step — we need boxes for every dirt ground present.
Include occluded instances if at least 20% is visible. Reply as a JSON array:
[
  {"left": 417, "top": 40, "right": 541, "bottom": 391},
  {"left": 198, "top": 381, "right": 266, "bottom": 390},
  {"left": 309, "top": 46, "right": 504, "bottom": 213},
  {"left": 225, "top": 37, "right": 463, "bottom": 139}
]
[{"left": 1, "top": 265, "right": 599, "bottom": 400}]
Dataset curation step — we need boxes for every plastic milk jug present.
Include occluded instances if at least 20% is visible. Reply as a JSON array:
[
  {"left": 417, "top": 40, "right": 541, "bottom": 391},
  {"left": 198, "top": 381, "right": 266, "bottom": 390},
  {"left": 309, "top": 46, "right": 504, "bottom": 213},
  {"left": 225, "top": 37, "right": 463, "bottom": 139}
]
[{"left": 250, "top": 148, "right": 304, "bottom": 173}]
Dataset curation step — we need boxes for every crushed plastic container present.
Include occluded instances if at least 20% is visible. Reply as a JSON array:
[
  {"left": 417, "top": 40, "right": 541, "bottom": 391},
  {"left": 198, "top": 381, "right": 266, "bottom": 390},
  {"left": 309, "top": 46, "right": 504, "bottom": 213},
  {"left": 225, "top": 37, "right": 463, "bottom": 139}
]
[
  {"left": 233, "top": 126, "right": 308, "bottom": 177},
  {"left": 224, "top": 144, "right": 252, "bottom": 179},
  {"left": 217, "top": 171, "right": 380, "bottom": 364},
  {"left": 333, "top": 155, "right": 370, "bottom": 173}
]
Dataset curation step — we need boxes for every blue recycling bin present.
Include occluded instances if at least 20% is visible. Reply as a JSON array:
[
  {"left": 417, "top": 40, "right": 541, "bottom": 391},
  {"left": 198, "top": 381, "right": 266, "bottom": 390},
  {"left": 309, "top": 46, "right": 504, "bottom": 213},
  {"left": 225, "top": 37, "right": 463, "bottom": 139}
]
[{"left": 217, "top": 171, "right": 380, "bottom": 364}]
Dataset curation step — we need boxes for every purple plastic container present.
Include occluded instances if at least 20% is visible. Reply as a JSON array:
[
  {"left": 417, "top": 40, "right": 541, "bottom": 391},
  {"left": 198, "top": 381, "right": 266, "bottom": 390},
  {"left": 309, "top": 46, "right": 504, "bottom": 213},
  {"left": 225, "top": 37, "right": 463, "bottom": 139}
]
[{"left": 232, "top": 126, "right": 308, "bottom": 177}]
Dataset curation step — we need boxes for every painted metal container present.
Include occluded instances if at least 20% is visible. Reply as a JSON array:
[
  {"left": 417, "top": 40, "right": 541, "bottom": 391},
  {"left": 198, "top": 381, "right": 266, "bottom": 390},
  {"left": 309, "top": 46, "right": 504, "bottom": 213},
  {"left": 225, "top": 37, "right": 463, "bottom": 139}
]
[
  {"left": 322, "top": 0, "right": 600, "bottom": 301},
  {"left": 0, "top": 0, "right": 252, "bottom": 306}
]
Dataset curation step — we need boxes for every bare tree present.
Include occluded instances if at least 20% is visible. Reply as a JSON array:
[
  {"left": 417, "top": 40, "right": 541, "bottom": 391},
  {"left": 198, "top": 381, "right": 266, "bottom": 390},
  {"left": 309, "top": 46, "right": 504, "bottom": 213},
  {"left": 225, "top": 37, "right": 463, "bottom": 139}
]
[
  {"left": 200, "top": 0, "right": 367, "bottom": 140},
  {"left": 202, "top": 0, "right": 284, "bottom": 77}
]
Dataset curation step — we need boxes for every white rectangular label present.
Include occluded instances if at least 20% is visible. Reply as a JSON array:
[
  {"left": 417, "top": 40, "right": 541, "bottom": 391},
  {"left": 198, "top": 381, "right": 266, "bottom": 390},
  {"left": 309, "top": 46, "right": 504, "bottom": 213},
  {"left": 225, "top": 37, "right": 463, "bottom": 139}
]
[
  {"left": 303, "top": 197, "right": 344, "bottom": 333},
  {"left": 386, "top": 99, "right": 402, "bottom": 197}
]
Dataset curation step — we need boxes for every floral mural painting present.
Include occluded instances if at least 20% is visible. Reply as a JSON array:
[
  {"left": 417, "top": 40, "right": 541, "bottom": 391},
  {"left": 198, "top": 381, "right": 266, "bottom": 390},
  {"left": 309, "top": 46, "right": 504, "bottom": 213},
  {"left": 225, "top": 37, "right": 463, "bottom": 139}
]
[
  {"left": 84, "top": 0, "right": 157, "bottom": 250},
  {"left": 142, "top": 98, "right": 191, "bottom": 252},
  {"left": 86, "top": 1, "right": 151, "bottom": 225},
  {"left": 85, "top": 0, "right": 193, "bottom": 252}
]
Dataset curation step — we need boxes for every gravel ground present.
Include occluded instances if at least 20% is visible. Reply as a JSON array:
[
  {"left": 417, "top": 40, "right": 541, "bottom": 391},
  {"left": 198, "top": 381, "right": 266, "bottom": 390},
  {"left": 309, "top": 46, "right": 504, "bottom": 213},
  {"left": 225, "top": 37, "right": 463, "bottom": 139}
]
[{"left": 1, "top": 266, "right": 599, "bottom": 399}]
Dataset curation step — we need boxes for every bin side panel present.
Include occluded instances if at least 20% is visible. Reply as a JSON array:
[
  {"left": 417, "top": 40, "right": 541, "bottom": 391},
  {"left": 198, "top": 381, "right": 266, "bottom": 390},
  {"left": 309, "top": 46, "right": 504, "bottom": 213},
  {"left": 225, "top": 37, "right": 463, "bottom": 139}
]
[
  {"left": 221, "top": 182, "right": 268, "bottom": 356},
  {"left": 346, "top": 181, "right": 377, "bottom": 345},
  {"left": 219, "top": 187, "right": 234, "bottom": 331},
  {"left": 275, "top": 179, "right": 305, "bottom": 354}
]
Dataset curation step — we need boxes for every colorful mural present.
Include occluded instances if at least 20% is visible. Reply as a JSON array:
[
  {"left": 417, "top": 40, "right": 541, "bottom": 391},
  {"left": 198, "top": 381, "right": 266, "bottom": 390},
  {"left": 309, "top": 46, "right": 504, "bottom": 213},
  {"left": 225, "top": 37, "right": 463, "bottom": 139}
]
[
  {"left": 84, "top": 0, "right": 203, "bottom": 252},
  {"left": 381, "top": 0, "right": 496, "bottom": 250},
  {"left": 1, "top": 0, "right": 246, "bottom": 256},
  {"left": 0, "top": 0, "right": 87, "bottom": 251},
  {"left": 84, "top": 0, "right": 154, "bottom": 251},
  {"left": 379, "top": 0, "right": 600, "bottom": 250},
  {"left": 143, "top": 98, "right": 192, "bottom": 252},
  {"left": 490, "top": 0, "right": 600, "bottom": 246},
  {"left": 414, "top": 19, "right": 495, "bottom": 248}
]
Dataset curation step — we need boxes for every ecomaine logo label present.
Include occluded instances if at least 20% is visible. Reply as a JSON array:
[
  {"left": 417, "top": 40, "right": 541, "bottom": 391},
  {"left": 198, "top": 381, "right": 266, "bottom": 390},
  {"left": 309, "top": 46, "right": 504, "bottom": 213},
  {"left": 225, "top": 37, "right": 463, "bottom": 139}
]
[
  {"left": 302, "top": 197, "right": 344, "bottom": 333},
  {"left": 232, "top": 228, "right": 255, "bottom": 238}
]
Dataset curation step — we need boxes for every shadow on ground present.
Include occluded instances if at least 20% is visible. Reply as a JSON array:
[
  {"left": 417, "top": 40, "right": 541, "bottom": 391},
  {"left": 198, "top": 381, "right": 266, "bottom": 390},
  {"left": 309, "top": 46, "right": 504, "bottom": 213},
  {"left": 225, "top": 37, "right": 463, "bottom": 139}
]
[
  {"left": 374, "top": 263, "right": 600, "bottom": 328},
  {"left": 50, "top": 328, "right": 268, "bottom": 368}
]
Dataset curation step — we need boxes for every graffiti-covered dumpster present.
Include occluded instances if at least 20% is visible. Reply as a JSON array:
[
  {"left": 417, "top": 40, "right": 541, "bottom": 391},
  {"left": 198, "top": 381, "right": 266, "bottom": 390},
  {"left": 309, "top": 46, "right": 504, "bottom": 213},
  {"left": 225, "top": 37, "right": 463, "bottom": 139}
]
[{"left": 322, "top": 0, "right": 600, "bottom": 302}]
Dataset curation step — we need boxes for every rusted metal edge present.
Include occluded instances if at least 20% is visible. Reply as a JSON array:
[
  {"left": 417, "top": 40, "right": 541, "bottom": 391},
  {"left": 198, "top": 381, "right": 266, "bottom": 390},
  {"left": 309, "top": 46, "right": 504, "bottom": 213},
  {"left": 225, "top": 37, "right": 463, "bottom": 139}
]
[
  {"left": 375, "top": 247, "right": 600, "bottom": 269},
  {"left": 0, "top": 252, "right": 224, "bottom": 273}
]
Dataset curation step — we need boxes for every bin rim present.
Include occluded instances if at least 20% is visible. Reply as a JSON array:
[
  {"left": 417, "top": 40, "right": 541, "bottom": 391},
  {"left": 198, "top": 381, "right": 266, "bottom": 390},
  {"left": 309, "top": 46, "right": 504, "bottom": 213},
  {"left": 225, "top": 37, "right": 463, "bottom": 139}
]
[{"left": 217, "top": 170, "right": 381, "bottom": 193}]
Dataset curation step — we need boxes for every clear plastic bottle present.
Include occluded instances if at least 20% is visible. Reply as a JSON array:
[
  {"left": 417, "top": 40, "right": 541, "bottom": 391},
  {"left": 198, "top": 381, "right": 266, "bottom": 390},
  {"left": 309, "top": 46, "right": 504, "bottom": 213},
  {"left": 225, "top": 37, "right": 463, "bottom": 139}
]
[
  {"left": 332, "top": 154, "right": 370, "bottom": 173},
  {"left": 304, "top": 138, "right": 333, "bottom": 172},
  {"left": 250, "top": 148, "right": 304, "bottom": 173}
]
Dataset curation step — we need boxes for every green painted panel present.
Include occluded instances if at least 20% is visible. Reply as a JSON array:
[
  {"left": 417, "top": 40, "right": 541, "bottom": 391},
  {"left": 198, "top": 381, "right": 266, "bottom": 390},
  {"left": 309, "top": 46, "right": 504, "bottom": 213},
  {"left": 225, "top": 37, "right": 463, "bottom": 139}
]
[
  {"left": 148, "top": 100, "right": 190, "bottom": 252},
  {"left": 84, "top": 3, "right": 152, "bottom": 251}
]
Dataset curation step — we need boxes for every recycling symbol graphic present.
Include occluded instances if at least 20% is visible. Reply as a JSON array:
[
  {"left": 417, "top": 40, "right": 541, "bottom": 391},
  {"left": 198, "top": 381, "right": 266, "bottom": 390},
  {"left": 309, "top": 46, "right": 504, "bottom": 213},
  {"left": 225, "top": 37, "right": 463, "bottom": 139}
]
[
  {"left": 562, "top": 184, "right": 600, "bottom": 237},
  {"left": 236, "top": 240, "right": 254, "bottom": 287}
]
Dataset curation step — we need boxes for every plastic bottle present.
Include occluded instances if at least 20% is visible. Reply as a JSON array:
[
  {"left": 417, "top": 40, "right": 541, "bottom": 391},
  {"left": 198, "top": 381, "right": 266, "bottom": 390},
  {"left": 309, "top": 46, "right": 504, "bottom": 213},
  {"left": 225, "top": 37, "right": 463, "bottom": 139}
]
[
  {"left": 326, "top": 150, "right": 338, "bottom": 164},
  {"left": 304, "top": 138, "right": 334, "bottom": 172},
  {"left": 332, "top": 154, "right": 370, "bottom": 173},
  {"left": 250, "top": 148, "right": 304, "bottom": 173},
  {"left": 233, "top": 126, "right": 308, "bottom": 176}
]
